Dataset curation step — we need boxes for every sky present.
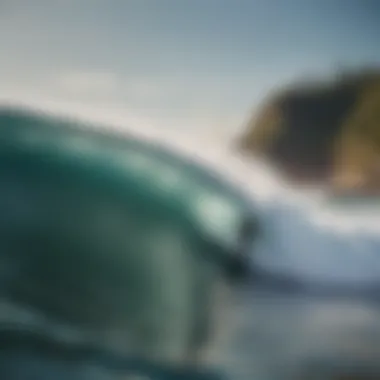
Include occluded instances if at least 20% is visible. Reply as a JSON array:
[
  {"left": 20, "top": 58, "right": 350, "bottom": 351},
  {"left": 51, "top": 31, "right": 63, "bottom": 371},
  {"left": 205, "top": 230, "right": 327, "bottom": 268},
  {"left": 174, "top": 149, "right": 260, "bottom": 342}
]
[{"left": 1, "top": 0, "right": 379, "bottom": 139}]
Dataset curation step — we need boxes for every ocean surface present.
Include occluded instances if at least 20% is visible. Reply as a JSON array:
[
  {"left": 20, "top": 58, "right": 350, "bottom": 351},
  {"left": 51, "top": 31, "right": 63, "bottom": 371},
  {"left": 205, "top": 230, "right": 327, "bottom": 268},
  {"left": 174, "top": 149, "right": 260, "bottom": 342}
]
[
  {"left": 2, "top": 102, "right": 380, "bottom": 379},
  {"left": 181, "top": 141, "right": 380, "bottom": 379},
  {"left": 218, "top": 194, "right": 380, "bottom": 380}
]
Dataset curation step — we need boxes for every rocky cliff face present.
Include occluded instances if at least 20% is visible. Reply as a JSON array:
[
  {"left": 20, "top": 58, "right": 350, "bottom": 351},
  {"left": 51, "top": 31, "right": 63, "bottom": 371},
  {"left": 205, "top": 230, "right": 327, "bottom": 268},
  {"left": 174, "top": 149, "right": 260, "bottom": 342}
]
[{"left": 237, "top": 68, "right": 380, "bottom": 194}]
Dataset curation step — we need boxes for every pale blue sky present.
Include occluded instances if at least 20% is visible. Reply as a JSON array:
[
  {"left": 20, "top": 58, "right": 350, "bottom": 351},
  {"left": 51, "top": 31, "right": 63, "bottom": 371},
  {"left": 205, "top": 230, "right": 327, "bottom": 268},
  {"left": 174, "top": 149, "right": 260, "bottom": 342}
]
[{"left": 1, "top": 0, "right": 379, "bottom": 135}]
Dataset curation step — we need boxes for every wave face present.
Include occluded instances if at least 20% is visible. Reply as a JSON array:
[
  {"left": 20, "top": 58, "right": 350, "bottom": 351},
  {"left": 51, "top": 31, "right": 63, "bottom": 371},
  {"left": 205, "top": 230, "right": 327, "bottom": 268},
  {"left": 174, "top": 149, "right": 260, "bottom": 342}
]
[{"left": 2, "top": 104, "right": 380, "bottom": 379}]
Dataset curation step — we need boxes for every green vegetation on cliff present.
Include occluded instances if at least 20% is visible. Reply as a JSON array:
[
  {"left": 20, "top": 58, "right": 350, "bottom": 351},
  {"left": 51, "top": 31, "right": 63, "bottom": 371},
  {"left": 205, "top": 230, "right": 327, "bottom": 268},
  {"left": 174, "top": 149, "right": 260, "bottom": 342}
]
[{"left": 238, "top": 67, "right": 380, "bottom": 192}]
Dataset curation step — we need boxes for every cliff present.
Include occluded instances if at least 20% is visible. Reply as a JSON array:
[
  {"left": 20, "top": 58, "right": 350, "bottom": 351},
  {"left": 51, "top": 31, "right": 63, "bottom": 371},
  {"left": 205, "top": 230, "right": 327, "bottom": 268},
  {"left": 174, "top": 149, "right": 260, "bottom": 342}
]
[{"left": 237, "top": 67, "right": 380, "bottom": 194}]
